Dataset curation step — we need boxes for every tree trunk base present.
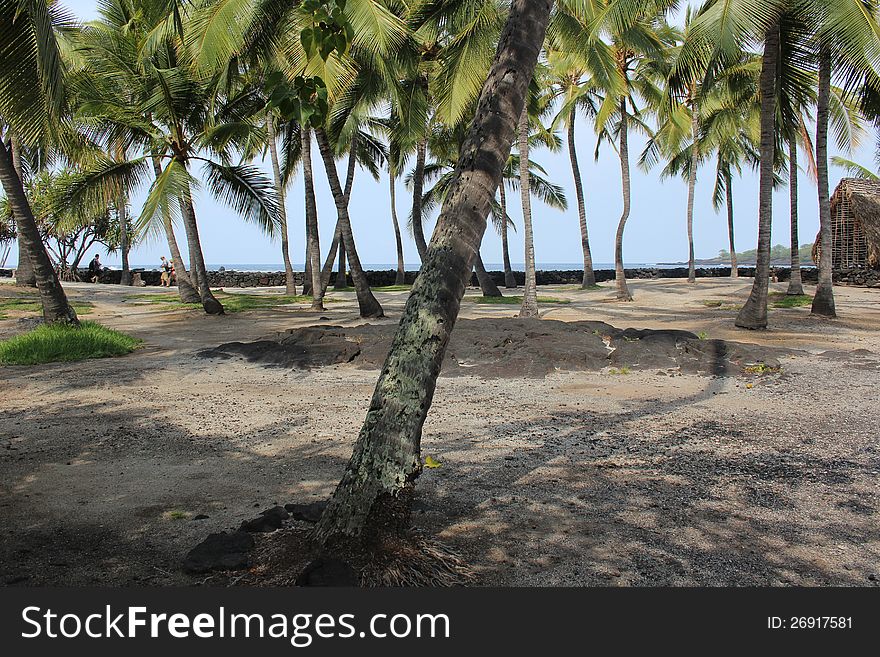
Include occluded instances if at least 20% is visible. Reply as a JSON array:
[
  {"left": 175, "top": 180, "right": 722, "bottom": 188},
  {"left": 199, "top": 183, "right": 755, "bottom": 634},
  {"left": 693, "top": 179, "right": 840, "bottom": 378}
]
[
  {"left": 786, "top": 282, "right": 805, "bottom": 296},
  {"left": 811, "top": 286, "right": 836, "bottom": 317},
  {"left": 503, "top": 271, "right": 517, "bottom": 288},
  {"left": 202, "top": 297, "right": 225, "bottom": 315},
  {"left": 735, "top": 300, "right": 768, "bottom": 329}
]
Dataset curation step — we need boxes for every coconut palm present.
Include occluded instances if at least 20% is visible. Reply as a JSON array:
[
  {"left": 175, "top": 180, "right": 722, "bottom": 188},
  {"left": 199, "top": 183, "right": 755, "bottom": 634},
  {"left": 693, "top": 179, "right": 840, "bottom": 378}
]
[
  {"left": 315, "top": 0, "right": 553, "bottom": 547},
  {"left": 0, "top": 0, "right": 78, "bottom": 323}
]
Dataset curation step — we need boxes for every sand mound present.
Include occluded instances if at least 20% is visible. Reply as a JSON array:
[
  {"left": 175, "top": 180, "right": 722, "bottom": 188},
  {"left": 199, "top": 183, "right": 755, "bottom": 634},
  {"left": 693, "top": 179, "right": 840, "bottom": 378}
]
[{"left": 200, "top": 318, "right": 792, "bottom": 378}]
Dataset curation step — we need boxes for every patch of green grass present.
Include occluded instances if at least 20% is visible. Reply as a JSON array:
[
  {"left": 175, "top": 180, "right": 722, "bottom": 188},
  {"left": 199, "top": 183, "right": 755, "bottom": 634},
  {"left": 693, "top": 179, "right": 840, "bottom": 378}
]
[
  {"left": 127, "top": 291, "right": 330, "bottom": 313},
  {"left": 702, "top": 300, "right": 723, "bottom": 308},
  {"left": 770, "top": 293, "right": 812, "bottom": 308},
  {"left": 0, "top": 297, "right": 93, "bottom": 319},
  {"left": 608, "top": 367, "right": 631, "bottom": 375},
  {"left": 166, "top": 510, "right": 188, "bottom": 520},
  {"left": 697, "top": 331, "right": 709, "bottom": 340},
  {"left": 467, "top": 295, "right": 571, "bottom": 305},
  {"left": 0, "top": 321, "right": 141, "bottom": 365},
  {"left": 743, "top": 362, "right": 780, "bottom": 375},
  {"left": 372, "top": 284, "right": 412, "bottom": 292}
]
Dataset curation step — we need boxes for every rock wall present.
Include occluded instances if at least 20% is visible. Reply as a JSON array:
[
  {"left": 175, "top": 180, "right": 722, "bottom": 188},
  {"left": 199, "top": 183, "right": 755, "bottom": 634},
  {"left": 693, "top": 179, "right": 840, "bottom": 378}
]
[{"left": 3, "top": 265, "right": 875, "bottom": 289}]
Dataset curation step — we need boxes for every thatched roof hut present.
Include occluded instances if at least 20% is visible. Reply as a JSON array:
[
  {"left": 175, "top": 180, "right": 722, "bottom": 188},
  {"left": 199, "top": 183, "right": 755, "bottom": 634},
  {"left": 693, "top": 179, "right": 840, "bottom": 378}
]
[{"left": 816, "top": 178, "right": 880, "bottom": 268}]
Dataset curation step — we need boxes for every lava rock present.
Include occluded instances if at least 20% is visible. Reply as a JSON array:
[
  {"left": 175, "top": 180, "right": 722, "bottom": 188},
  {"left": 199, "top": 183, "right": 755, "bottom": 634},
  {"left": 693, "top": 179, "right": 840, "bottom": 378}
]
[
  {"left": 284, "top": 501, "right": 328, "bottom": 524},
  {"left": 239, "top": 506, "right": 289, "bottom": 533},
  {"left": 183, "top": 531, "right": 254, "bottom": 573},
  {"left": 191, "top": 514, "right": 209, "bottom": 521},
  {"left": 295, "top": 557, "right": 358, "bottom": 586}
]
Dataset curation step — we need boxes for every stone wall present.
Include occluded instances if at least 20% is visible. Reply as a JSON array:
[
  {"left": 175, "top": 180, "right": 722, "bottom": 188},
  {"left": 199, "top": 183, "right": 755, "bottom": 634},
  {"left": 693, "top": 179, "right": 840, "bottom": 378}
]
[{"left": 3, "top": 265, "right": 876, "bottom": 289}]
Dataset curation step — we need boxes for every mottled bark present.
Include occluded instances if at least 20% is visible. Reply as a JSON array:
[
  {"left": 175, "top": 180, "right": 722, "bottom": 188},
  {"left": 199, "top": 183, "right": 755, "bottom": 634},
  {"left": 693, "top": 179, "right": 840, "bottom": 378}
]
[
  {"left": 787, "top": 138, "right": 804, "bottom": 296},
  {"left": 0, "top": 140, "right": 77, "bottom": 324},
  {"left": 301, "top": 128, "right": 323, "bottom": 310},
  {"left": 686, "top": 110, "right": 698, "bottom": 284},
  {"left": 499, "top": 183, "right": 517, "bottom": 287},
  {"left": 116, "top": 144, "right": 131, "bottom": 287},
  {"left": 410, "top": 137, "right": 429, "bottom": 261},
  {"left": 314, "top": 0, "right": 553, "bottom": 545},
  {"left": 180, "top": 178, "right": 223, "bottom": 315},
  {"left": 389, "top": 169, "right": 406, "bottom": 285},
  {"left": 811, "top": 48, "right": 836, "bottom": 318},
  {"left": 335, "top": 241, "right": 347, "bottom": 289},
  {"left": 736, "top": 25, "right": 779, "bottom": 329},
  {"left": 474, "top": 250, "right": 502, "bottom": 296},
  {"left": 150, "top": 153, "right": 199, "bottom": 303},
  {"left": 518, "top": 107, "right": 538, "bottom": 317},
  {"left": 320, "top": 222, "right": 341, "bottom": 295},
  {"left": 614, "top": 100, "right": 633, "bottom": 301},
  {"left": 266, "top": 113, "right": 296, "bottom": 295},
  {"left": 726, "top": 180, "right": 738, "bottom": 278},
  {"left": 335, "top": 136, "right": 358, "bottom": 290},
  {"left": 568, "top": 112, "right": 595, "bottom": 288},
  {"left": 10, "top": 135, "right": 35, "bottom": 287},
  {"left": 314, "top": 129, "right": 383, "bottom": 318}
]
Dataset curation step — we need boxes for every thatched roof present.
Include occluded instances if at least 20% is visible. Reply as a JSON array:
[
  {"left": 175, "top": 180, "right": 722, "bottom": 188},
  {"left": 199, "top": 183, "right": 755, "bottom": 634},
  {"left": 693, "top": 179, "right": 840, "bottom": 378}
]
[{"left": 831, "top": 178, "right": 880, "bottom": 267}]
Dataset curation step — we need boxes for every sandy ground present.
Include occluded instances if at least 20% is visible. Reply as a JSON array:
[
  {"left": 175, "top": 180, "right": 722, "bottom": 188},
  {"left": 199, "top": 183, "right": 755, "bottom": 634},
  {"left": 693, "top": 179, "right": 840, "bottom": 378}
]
[{"left": 1, "top": 277, "right": 879, "bottom": 586}]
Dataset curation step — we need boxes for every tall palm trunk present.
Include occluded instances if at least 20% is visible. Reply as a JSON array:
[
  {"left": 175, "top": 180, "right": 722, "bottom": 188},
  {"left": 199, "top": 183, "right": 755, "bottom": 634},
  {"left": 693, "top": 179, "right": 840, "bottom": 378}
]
[
  {"left": 115, "top": 144, "right": 131, "bottom": 287},
  {"left": 0, "top": 140, "right": 77, "bottom": 324},
  {"left": 568, "top": 110, "right": 595, "bottom": 288},
  {"left": 10, "top": 135, "right": 36, "bottom": 287},
  {"left": 389, "top": 169, "right": 406, "bottom": 285},
  {"left": 726, "top": 177, "right": 738, "bottom": 278},
  {"left": 615, "top": 100, "right": 633, "bottom": 301},
  {"left": 811, "top": 48, "right": 836, "bottom": 318},
  {"left": 686, "top": 110, "right": 698, "bottom": 284},
  {"left": 117, "top": 196, "right": 131, "bottom": 286},
  {"left": 314, "top": 129, "right": 383, "bottom": 318},
  {"left": 179, "top": 172, "right": 223, "bottom": 314},
  {"left": 335, "top": 135, "right": 358, "bottom": 290},
  {"left": 787, "top": 138, "right": 804, "bottom": 295},
  {"left": 314, "top": 0, "right": 552, "bottom": 546},
  {"left": 266, "top": 113, "right": 296, "bottom": 295},
  {"left": 518, "top": 106, "right": 538, "bottom": 317},
  {"left": 150, "top": 154, "right": 199, "bottom": 302},
  {"left": 474, "top": 250, "right": 502, "bottom": 296},
  {"left": 410, "top": 136, "right": 429, "bottom": 260},
  {"left": 736, "top": 24, "right": 779, "bottom": 329},
  {"left": 499, "top": 183, "right": 517, "bottom": 287},
  {"left": 301, "top": 128, "right": 324, "bottom": 310},
  {"left": 320, "top": 223, "right": 341, "bottom": 294}
]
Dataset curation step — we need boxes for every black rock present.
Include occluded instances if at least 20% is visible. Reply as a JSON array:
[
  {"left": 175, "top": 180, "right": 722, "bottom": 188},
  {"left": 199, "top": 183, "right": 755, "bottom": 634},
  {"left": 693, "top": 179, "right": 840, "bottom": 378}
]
[
  {"left": 183, "top": 531, "right": 254, "bottom": 573},
  {"left": 239, "top": 506, "right": 289, "bottom": 533},
  {"left": 295, "top": 557, "right": 358, "bottom": 586},
  {"left": 284, "top": 500, "right": 328, "bottom": 523},
  {"left": 191, "top": 514, "right": 209, "bottom": 521}
]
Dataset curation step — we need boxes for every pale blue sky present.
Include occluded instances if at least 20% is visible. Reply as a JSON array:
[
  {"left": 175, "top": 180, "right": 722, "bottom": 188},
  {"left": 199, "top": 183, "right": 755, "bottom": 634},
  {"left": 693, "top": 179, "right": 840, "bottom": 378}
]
[{"left": 7, "top": 1, "right": 874, "bottom": 270}]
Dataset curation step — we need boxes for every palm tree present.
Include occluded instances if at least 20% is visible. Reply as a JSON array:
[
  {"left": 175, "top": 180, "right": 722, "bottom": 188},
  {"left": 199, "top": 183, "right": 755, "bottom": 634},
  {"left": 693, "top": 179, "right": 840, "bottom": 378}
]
[
  {"left": 315, "top": 0, "right": 553, "bottom": 547},
  {"left": 590, "top": 3, "right": 674, "bottom": 301},
  {"left": 265, "top": 110, "right": 296, "bottom": 295},
  {"left": 518, "top": 105, "right": 539, "bottom": 316},
  {"left": 0, "top": 0, "right": 78, "bottom": 323}
]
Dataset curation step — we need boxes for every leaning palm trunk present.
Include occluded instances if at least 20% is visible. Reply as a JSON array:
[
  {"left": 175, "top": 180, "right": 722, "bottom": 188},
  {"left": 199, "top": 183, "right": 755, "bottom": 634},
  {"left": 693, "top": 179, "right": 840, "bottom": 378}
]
[
  {"left": 314, "top": 0, "right": 552, "bottom": 547},
  {"left": 568, "top": 111, "right": 595, "bottom": 288},
  {"left": 518, "top": 107, "right": 538, "bottom": 317},
  {"left": 736, "top": 25, "right": 779, "bottom": 329},
  {"left": 726, "top": 179, "right": 738, "bottom": 278},
  {"left": 314, "top": 129, "right": 383, "bottom": 318},
  {"left": 266, "top": 113, "right": 296, "bottom": 295},
  {"left": 335, "top": 136, "right": 358, "bottom": 290},
  {"left": 499, "top": 183, "right": 517, "bottom": 287},
  {"left": 614, "top": 100, "right": 633, "bottom": 301},
  {"left": 301, "top": 128, "right": 323, "bottom": 310},
  {"left": 411, "top": 137, "right": 429, "bottom": 261},
  {"left": 10, "top": 135, "right": 36, "bottom": 287},
  {"left": 0, "top": 140, "right": 77, "bottom": 324},
  {"left": 389, "top": 169, "right": 406, "bottom": 286},
  {"left": 320, "top": 222, "right": 341, "bottom": 295},
  {"left": 150, "top": 154, "right": 199, "bottom": 303},
  {"left": 474, "top": 251, "right": 502, "bottom": 296},
  {"left": 787, "top": 138, "right": 804, "bottom": 295},
  {"left": 686, "top": 111, "right": 698, "bottom": 284},
  {"left": 179, "top": 179, "right": 223, "bottom": 315},
  {"left": 811, "top": 48, "right": 836, "bottom": 318}
]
